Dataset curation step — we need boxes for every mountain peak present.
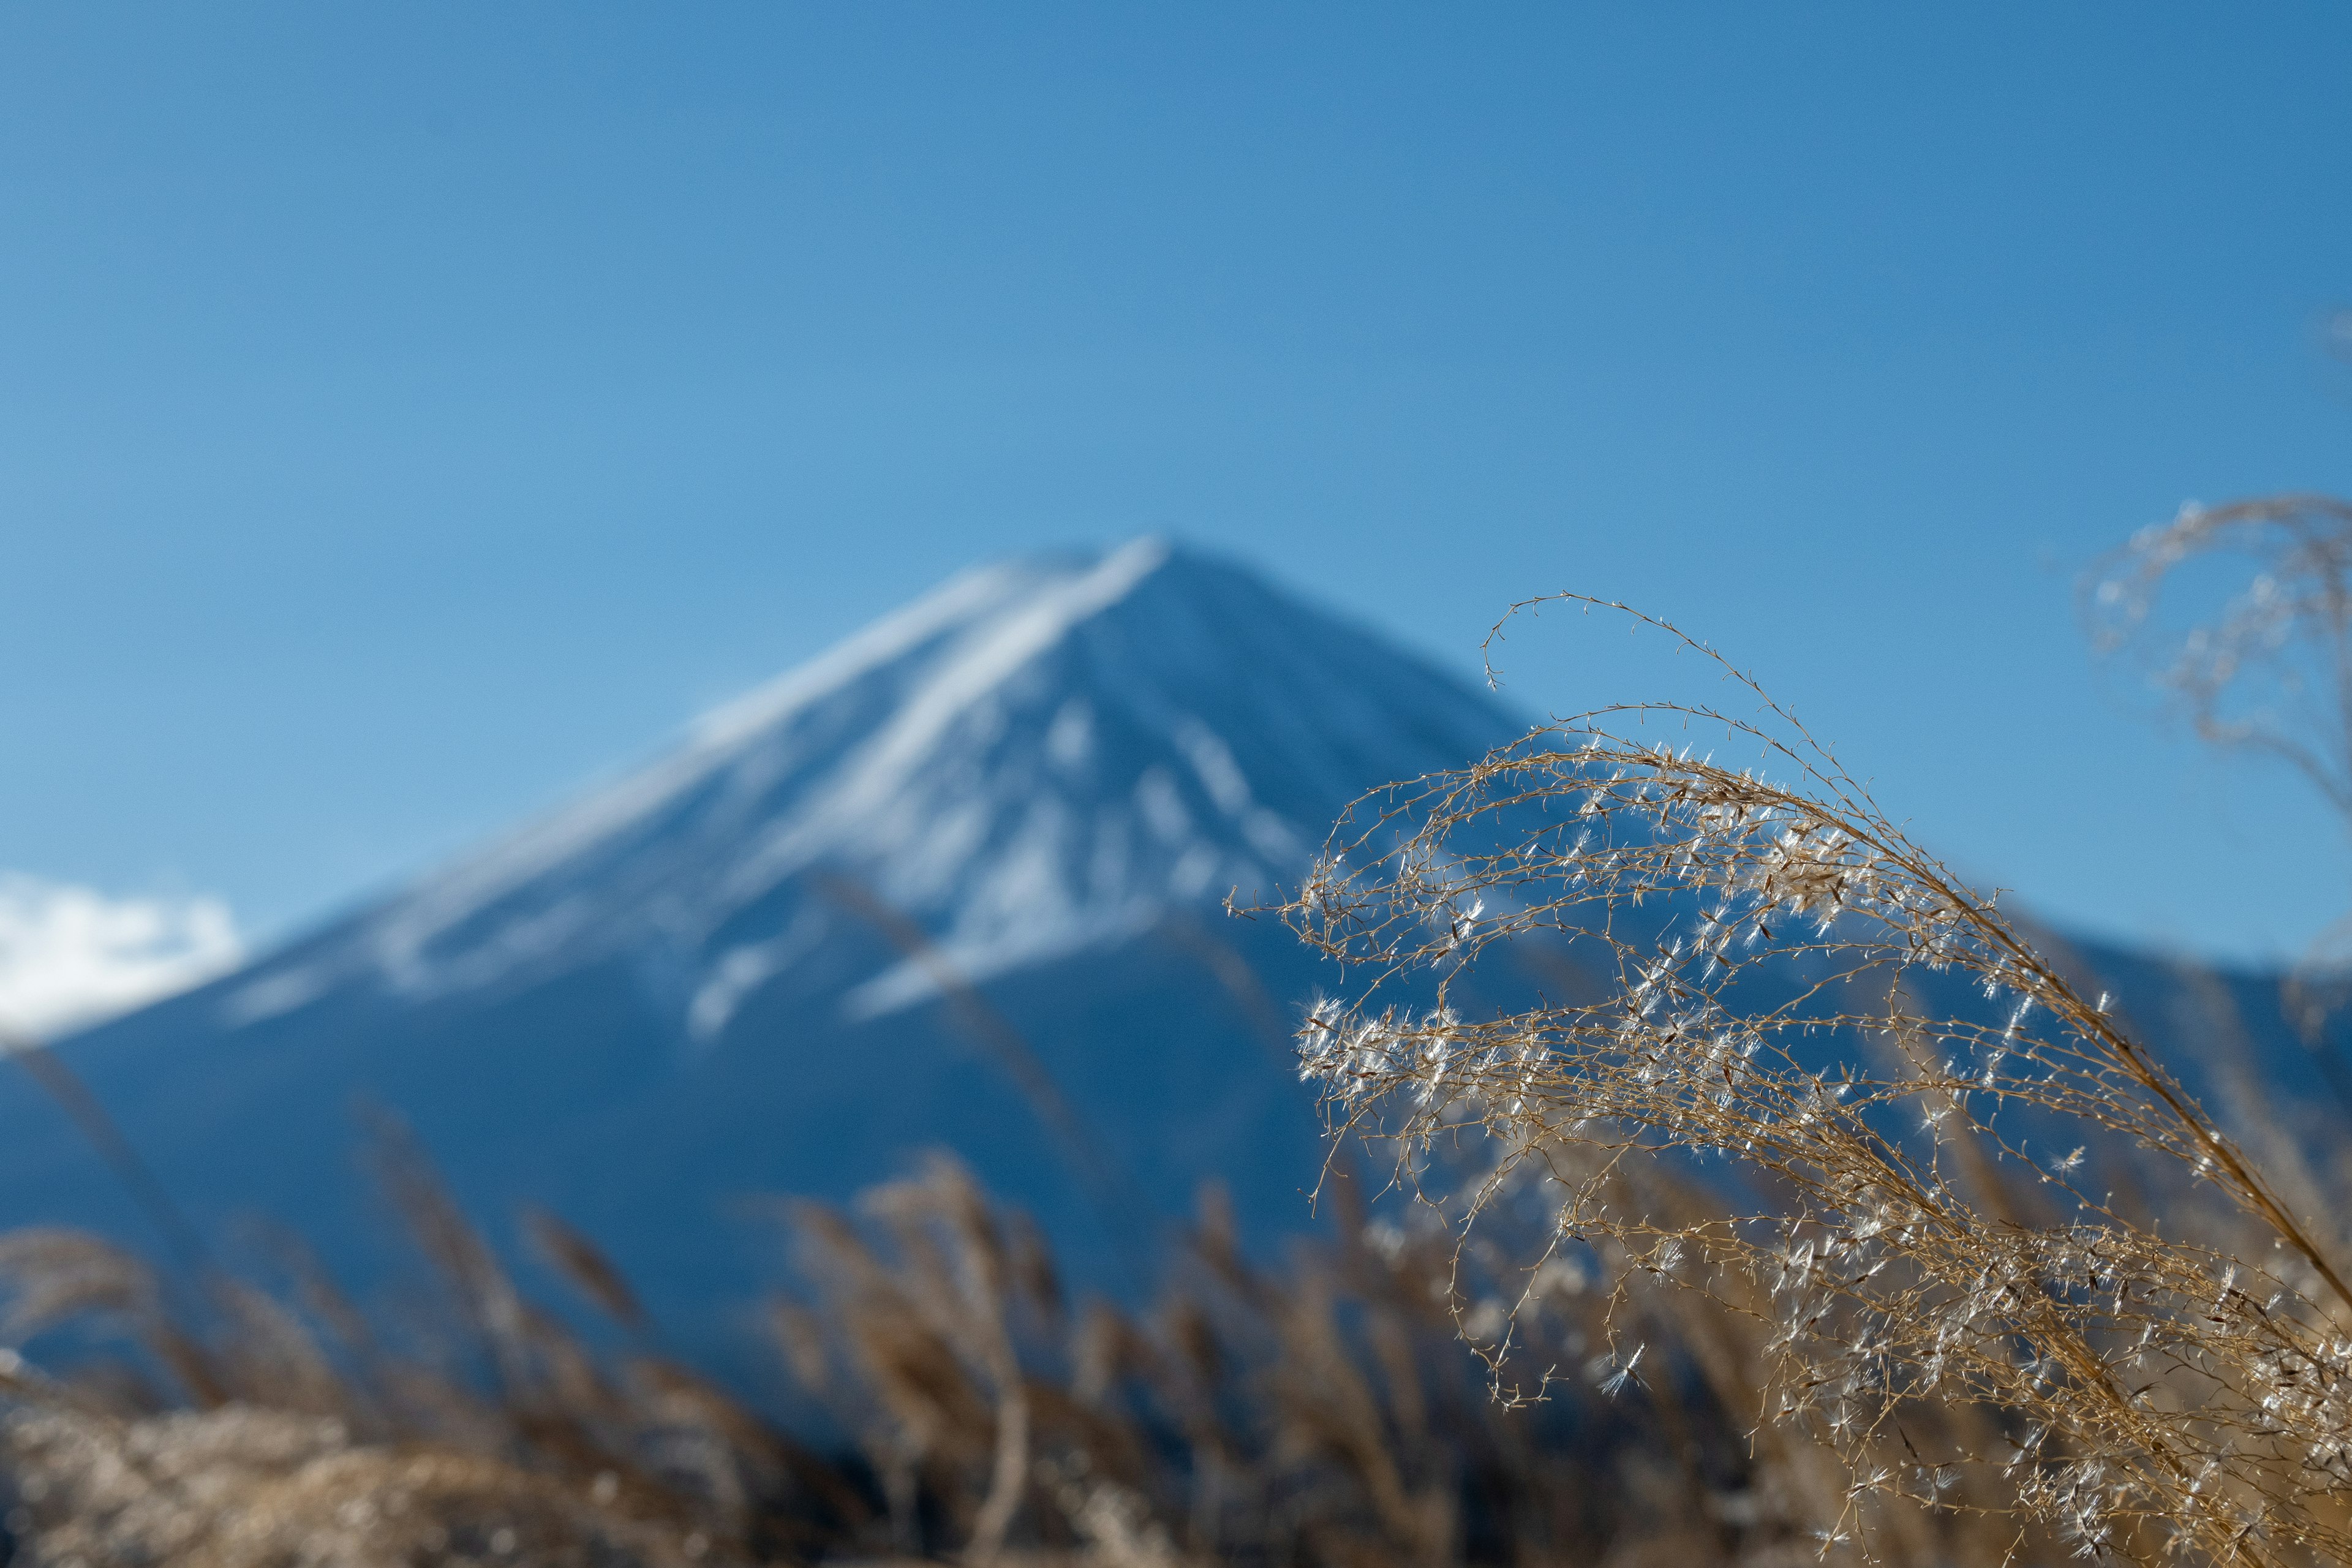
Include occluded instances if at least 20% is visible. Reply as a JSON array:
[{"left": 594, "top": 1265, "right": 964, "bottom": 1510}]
[
  {"left": 214, "top": 539, "right": 1521, "bottom": 1036},
  {"left": 694, "top": 536, "right": 1182, "bottom": 753}
]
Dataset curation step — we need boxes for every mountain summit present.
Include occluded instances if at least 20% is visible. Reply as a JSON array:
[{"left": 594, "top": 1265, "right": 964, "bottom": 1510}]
[
  {"left": 219, "top": 538, "right": 1517, "bottom": 1041},
  {"left": 2, "top": 542, "right": 1525, "bottom": 1359}
]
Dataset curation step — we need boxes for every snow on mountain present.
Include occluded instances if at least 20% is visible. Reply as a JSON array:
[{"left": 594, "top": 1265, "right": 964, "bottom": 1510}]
[
  {"left": 217, "top": 537, "right": 1512, "bottom": 1039},
  {"left": 0, "top": 540, "right": 1527, "bottom": 1366}
]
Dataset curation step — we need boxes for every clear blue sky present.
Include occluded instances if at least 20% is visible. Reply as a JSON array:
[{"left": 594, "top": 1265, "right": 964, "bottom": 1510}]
[{"left": 3, "top": 4, "right": 2348, "bottom": 966}]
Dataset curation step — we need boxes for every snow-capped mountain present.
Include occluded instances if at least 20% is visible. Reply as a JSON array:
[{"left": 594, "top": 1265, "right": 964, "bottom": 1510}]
[
  {"left": 212, "top": 537, "right": 1510, "bottom": 1039},
  {"left": 6, "top": 538, "right": 2334, "bottom": 1380},
  {"left": 0, "top": 541, "right": 1525, "bottom": 1365}
]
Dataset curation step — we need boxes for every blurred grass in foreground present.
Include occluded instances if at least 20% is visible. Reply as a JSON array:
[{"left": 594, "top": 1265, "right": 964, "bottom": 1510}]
[{"left": 6, "top": 496, "right": 2352, "bottom": 1566}]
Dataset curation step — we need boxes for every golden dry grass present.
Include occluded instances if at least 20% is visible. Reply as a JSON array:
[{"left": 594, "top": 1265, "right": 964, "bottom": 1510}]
[{"left": 3, "top": 495, "right": 2350, "bottom": 1566}]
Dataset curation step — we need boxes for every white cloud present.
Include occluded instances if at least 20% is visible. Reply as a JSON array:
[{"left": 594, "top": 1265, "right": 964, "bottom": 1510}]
[{"left": 0, "top": 875, "right": 243, "bottom": 1044}]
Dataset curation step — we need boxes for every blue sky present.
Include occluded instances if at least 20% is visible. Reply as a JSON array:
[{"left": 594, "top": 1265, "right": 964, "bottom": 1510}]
[{"left": 2, "top": 3, "right": 2348, "bottom": 989}]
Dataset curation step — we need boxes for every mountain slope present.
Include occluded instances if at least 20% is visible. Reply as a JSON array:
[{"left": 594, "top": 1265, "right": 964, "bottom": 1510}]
[{"left": 0, "top": 540, "right": 1527, "bottom": 1363}]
